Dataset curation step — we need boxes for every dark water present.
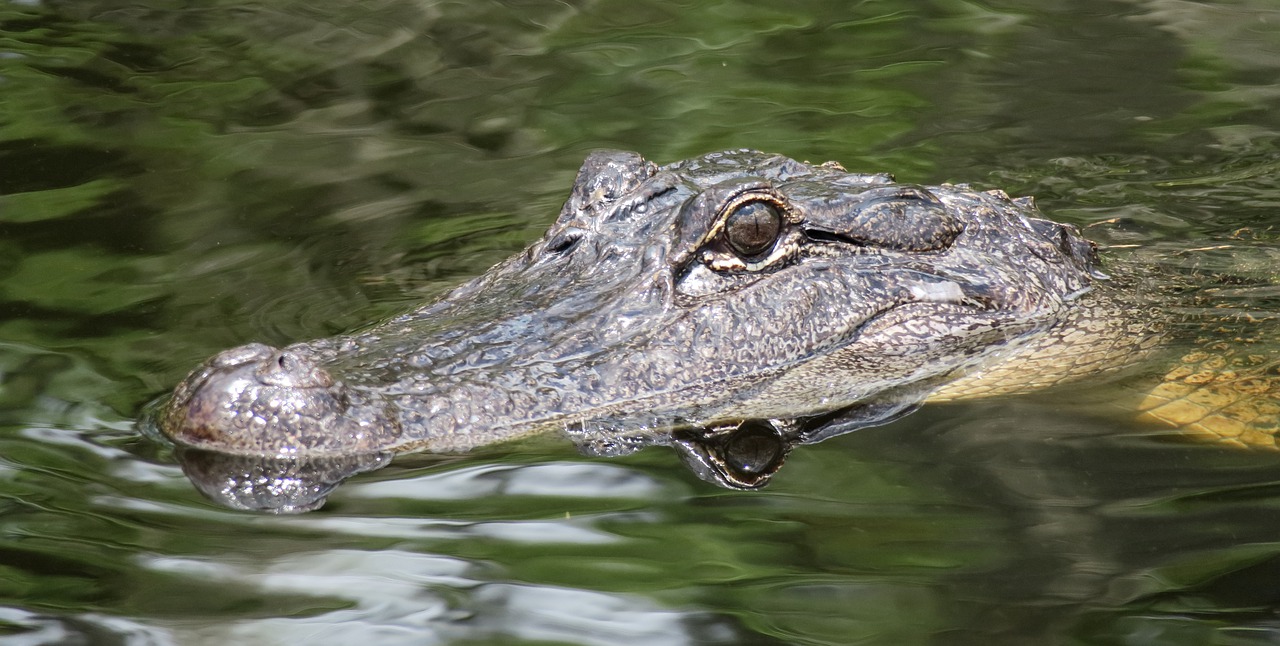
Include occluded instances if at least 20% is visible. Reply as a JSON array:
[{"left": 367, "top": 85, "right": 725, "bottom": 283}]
[{"left": 2, "top": 0, "right": 1280, "bottom": 643}]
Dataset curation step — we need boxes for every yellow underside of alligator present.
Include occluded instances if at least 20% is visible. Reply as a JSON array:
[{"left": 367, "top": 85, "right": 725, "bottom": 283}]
[{"left": 927, "top": 287, "right": 1280, "bottom": 448}]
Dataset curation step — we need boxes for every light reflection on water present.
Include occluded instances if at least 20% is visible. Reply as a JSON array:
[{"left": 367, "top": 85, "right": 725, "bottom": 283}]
[
  {"left": 346, "top": 462, "right": 672, "bottom": 502},
  {"left": 1, "top": 0, "right": 1280, "bottom": 643}
]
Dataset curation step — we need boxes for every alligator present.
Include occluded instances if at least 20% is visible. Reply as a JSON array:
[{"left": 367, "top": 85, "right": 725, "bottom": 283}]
[{"left": 154, "top": 149, "right": 1280, "bottom": 512}]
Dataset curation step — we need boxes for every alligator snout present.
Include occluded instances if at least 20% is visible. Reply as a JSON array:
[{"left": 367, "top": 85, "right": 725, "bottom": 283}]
[
  {"left": 187, "top": 343, "right": 334, "bottom": 398},
  {"left": 161, "top": 343, "right": 398, "bottom": 457},
  {"left": 234, "top": 344, "right": 335, "bottom": 389}
]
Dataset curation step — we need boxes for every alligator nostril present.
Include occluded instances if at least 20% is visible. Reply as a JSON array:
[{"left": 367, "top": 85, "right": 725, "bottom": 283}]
[
  {"left": 257, "top": 351, "right": 334, "bottom": 388},
  {"left": 545, "top": 228, "right": 585, "bottom": 255},
  {"left": 211, "top": 343, "right": 276, "bottom": 369}
]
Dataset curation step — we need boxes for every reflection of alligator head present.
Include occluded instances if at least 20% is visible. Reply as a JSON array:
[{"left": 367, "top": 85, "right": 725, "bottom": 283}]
[{"left": 158, "top": 149, "right": 1116, "bottom": 511}]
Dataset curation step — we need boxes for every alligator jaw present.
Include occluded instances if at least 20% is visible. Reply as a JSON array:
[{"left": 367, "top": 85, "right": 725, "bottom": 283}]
[{"left": 159, "top": 264, "right": 1007, "bottom": 461}]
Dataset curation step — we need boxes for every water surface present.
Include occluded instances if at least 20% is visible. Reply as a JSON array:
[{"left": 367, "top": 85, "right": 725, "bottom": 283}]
[{"left": 2, "top": 1, "right": 1280, "bottom": 643}]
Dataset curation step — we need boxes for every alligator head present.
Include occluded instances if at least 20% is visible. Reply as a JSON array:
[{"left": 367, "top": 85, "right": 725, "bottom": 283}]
[{"left": 157, "top": 149, "right": 1103, "bottom": 509}]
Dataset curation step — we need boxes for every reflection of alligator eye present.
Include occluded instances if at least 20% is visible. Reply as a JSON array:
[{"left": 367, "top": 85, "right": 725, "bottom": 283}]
[
  {"left": 724, "top": 201, "right": 782, "bottom": 258},
  {"left": 723, "top": 421, "right": 785, "bottom": 477}
]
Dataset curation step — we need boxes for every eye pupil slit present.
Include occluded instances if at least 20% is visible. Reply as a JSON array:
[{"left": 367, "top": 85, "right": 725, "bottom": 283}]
[{"left": 724, "top": 200, "right": 782, "bottom": 258}]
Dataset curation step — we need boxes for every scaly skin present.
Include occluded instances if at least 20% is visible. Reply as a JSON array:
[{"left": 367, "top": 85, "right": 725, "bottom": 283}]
[
  {"left": 160, "top": 149, "right": 1136, "bottom": 462},
  {"left": 1138, "top": 337, "right": 1280, "bottom": 448}
]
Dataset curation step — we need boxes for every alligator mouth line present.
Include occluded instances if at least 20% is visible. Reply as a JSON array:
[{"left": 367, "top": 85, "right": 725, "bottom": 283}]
[{"left": 396, "top": 278, "right": 1000, "bottom": 444}]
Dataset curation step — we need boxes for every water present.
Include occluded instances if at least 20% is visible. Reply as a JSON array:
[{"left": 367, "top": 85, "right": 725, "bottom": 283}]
[{"left": 2, "top": 0, "right": 1280, "bottom": 643}]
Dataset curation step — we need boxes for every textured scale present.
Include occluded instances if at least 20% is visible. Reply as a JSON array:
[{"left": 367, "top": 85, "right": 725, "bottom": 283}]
[{"left": 1139, "top": 337, "right": 1280, "bottom": 449}]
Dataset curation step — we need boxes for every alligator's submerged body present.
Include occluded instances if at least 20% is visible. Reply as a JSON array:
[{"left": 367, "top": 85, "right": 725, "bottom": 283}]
[{"left": 156, "top": 149, "right": 1278, "bottom": 510}]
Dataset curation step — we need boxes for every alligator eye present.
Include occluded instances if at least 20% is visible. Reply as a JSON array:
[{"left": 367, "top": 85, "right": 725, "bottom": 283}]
[
  {"left": 722, "top": 420, "right": 785, "bottom": 478},
  {"left": 724, "top": 200, "right": 782, "bottom": 258}
]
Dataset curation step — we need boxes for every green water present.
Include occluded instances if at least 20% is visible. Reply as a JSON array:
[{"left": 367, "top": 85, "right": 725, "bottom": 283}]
[{"left": 3, "top": 0, "right": 1280, "bottom": 643}]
